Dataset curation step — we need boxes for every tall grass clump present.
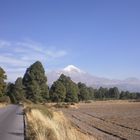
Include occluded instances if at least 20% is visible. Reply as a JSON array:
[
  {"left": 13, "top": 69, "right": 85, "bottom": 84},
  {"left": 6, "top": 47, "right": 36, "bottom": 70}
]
[
  {"left": 25, "top": 105, "right": 94, "bottom": 140},
  {"left": 0, "top": 103, "right": 6, "bottom": 108}
]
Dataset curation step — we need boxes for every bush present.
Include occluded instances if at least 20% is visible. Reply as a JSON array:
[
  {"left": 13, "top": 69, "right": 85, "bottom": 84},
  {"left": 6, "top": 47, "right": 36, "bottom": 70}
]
[
  {"left": 53, "top": 103, "right": 70, "bottom": 108},
  {"left": 0, "top": 96, "right": 11, "bottom": 103},
  {"left": 85, "top": 100, "right": 92, "bottom": 103},
  {"left": 70, "top": 102, "right": 75, "bottom": 105}
]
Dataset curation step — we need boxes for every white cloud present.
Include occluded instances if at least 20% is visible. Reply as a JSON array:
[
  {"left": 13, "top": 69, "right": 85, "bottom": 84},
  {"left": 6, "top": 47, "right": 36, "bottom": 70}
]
[
  {"left": 46, "top": 50, "right": 67, "bottom": 58},
  {"left": 0, "top": 56, "right": 31, "bottom": 67},
  {"left": 0, "top": 39, "right": 67, "bottom": 82}
]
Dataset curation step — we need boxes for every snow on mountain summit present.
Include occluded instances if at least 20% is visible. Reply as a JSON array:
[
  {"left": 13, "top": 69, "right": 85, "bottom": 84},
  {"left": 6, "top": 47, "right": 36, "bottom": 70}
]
[{"left": 63, "top": 65, "right": 84, "bottom": 73}]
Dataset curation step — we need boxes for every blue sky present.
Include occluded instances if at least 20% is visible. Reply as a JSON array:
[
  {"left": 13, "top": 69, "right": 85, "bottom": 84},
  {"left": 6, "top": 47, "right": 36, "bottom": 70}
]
[{"left": 0, "top": 0, "right": 140, "bottom": 81}]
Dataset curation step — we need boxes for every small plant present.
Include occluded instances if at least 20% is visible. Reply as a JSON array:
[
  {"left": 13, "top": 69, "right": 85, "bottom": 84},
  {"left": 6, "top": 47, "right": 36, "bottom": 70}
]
[
  {"left": 85, "top": 100, "right": 92, "bottom": 103},
  {"left": 53, "top": 103, "right": 70, "bottom": 108}
]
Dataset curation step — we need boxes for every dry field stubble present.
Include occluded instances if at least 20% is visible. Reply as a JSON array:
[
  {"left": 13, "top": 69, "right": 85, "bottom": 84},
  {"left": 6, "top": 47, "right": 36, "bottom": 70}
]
[{"left": 61, "top": 100, "right": 140, "bottom": 140}]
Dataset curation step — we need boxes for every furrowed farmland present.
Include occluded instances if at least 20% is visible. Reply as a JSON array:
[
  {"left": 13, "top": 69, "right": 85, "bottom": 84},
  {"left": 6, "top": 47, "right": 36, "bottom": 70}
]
[{"left": 61, "top": 101, "right": 140, "bottom": 140}]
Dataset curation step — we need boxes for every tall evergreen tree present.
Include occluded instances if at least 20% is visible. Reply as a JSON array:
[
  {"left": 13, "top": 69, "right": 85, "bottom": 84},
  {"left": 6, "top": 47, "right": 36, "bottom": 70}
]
[
  {"left": 0, "top": 67, "right": 7, "bottom": 97},
  {"left": 23, "top": 61, "right": 49, "bottom": 102},
  {"left": 98, "top": 87, "right": 109, "bottom": 99},
  {"left": 58, "top": 74, "right": 79, "bottom": 102},
  {"left": 6, "top": 83, "right": 17, "bottom": 103},
  {"left": 50, "top": 81, "right": 66, "bottom": 102},
  {"left": 87, "top": 87, "right": 95, "bottom": 100},
  {"left": 14, "top": 77, "right": 25, "bottom": 102},
  {"left": 109, "top": 87, "right": 120, "bottom": 99},
  {"left": 78, "top": 82, "right": 90, "bottom": 101}
]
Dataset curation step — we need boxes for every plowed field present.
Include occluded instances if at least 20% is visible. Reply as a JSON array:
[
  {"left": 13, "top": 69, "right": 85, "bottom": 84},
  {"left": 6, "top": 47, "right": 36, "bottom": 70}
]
[{"left": 61, "top": 101, "right": 140, "bottom": 140}]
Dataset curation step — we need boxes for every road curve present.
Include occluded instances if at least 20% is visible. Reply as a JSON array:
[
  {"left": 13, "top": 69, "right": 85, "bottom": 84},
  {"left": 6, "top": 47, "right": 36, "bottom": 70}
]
[{"left": 0, "top": 105, "right": 24, "bottom": 140}]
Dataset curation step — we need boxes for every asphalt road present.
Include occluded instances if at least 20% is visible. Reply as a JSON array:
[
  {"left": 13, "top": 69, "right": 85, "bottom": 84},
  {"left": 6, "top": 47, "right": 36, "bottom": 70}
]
[{"left": 0, "top": 105, "right": 24, "bottom": 140}]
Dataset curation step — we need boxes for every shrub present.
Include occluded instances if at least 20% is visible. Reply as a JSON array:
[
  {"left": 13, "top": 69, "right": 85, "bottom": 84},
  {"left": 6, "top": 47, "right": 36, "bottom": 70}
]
[
  {"left": 0, "top": 96, "right": 11, "bottom": 103},
  {"left": 85, "top": 100, "right": 92, "bottom": 103}
]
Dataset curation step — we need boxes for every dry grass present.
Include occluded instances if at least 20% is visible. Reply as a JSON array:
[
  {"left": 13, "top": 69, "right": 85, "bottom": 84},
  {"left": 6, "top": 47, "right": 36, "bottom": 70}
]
[
  {"left": 52, "top": 103, "right": 79, "bottom": 109},
  {"left": 0, "top": 103, "right": 6, "bottom": 108},
  {"left": 26, "top": 106, "right": 95, "bottom": 140}
]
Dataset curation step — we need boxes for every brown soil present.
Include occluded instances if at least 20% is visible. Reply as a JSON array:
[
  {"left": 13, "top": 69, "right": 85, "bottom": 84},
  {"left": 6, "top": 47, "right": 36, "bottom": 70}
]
[{"left": 60, "top": 100, "right": 140, "bottom": 140}]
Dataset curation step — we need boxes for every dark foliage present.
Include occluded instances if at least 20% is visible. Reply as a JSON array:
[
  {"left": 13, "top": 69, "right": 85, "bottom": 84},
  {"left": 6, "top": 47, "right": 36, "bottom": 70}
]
[{"left": 23, "top": 61, "right": 49, "bottom": 103}]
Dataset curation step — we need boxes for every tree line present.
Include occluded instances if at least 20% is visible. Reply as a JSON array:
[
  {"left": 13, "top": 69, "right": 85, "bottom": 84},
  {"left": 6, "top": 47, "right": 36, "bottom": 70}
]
[{"left": 0, "top": 61, "right": 140, "bottom": 103}]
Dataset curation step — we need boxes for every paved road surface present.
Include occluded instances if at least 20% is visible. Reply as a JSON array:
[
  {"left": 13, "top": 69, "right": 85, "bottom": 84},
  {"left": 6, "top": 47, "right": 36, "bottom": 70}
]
[{"left": 0, "top": 105, "right": 24, "bottom": 140}]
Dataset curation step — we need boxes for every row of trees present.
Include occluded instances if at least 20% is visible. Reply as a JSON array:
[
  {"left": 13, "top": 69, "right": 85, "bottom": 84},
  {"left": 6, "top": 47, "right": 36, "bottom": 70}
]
[{"left": 0, "top": 61, "right": 140, "bottom": 103}]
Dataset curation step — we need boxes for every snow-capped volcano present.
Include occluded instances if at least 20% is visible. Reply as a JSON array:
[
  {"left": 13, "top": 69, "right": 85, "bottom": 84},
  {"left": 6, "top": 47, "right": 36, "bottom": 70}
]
[
  {"left": 47, "top": 65, "right": 86, "bottom": 85},
  {"left": 47, "top": 65, "right": 140, "bottom": 92},
  {"left": 63, "top": 65, "right": 84, "bottom": 73}
]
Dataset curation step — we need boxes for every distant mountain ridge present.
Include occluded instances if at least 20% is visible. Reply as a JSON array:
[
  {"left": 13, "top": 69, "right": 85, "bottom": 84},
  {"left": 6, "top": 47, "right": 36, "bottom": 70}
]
[{"left": 47, "top": 65, "right": 140, "bottom": 92}]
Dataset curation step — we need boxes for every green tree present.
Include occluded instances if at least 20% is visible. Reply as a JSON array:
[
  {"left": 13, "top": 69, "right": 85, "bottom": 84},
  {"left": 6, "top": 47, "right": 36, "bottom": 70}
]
[
  {"left": 94, "top": 89, "right": 99, "bottom": 99},
  {"left": 94, "top": 87, "right": 110, "bottom": 100},
  {"left": 0, "top": 67, "right": 7, "bottom": 97},
  {"left": 6, "top": 83, "right": 17, "bottom": 103},
  {"left": 58, "top": 74, "right": 79, "bottom": 102},
  {"left": 98, "top": 87, "right": 106, "bottom": 99},
  {"left": 14, "top": 77, "right": 25, "bottom": 102},
  {"left": 78, "top": 82, "right": 90, "bottom": 101},
  {"left": 109, "top": 87, "right": 120, "bottom": 99},
  {"left": 50, "top": 81, "right": 66, "bottom": 102},
  {"left": 136, "top": 93, "right": 140, "bottom": 99},
  {"left": 87, "top": 87, "right": 95, "bottom": 100},
  {"left": 103, "top": 88, "right": 109, "bottom": 99},
  {"left": 23, "top": 61, "right": 49, "bottom": 102}
]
